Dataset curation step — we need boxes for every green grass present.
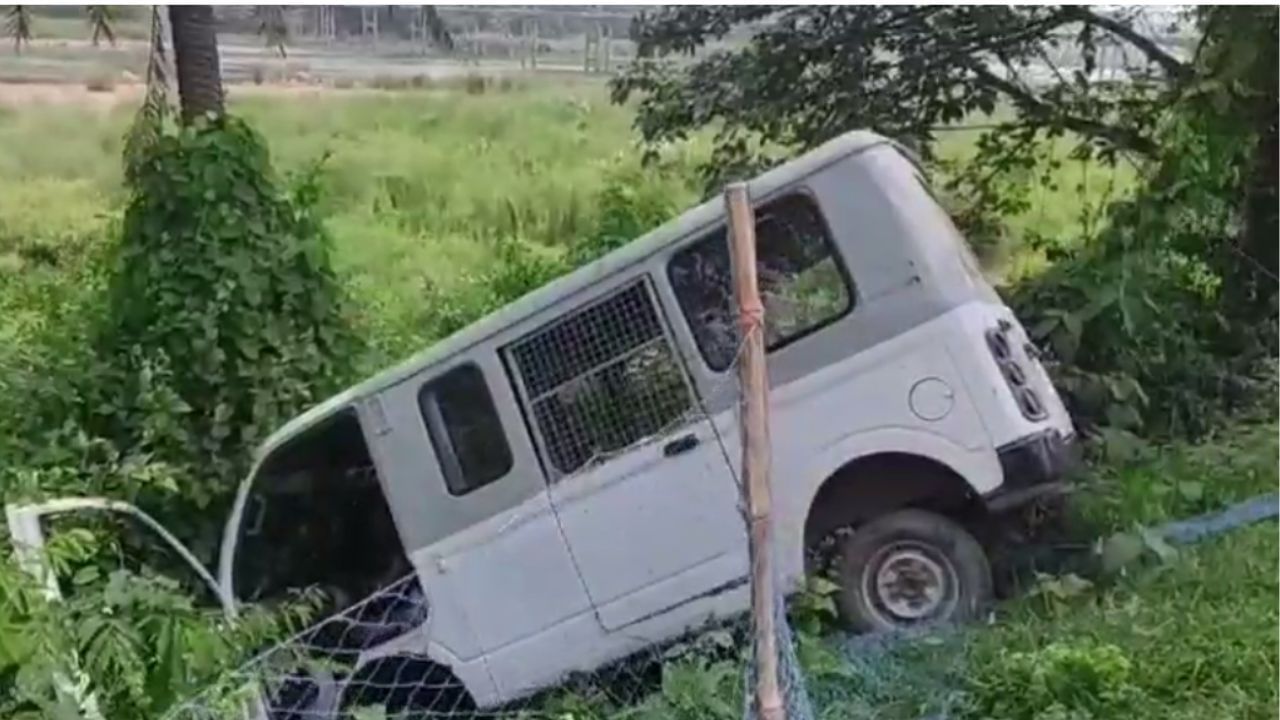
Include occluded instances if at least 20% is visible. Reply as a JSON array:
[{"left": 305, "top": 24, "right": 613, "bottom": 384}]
[
  {"left": 968, "top": 523, "right": 1277, "bottom": 720},
  {"left": 1074, "top": 421, "right": 1279, "bottom": 533},
  {"left": 0, "top": 82, "right": 705, "bottom": 364},
  {"left": 0, "top": 84, "right": 1131, "bottom": 369},
  {"left": 967, "top": 423, "right": 1279, "bottom": 720}
]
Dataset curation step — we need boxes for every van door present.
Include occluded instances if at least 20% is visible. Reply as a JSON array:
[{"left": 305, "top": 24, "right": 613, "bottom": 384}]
[
  {"left": 505, "top": 279, "right": 748, "bottom": 631},
  {"left": 365, "top": 358, "right": 595, "bottom": 659}
]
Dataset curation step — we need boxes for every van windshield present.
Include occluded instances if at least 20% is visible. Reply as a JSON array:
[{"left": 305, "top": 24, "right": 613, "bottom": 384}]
[{"left": 232, "top": 410, "right": 411, "bottom": 614}]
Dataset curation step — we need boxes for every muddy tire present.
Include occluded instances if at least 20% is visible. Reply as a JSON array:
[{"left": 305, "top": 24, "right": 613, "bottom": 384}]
[{"left": 836, "top": 509, "right": 992, "bottom": 633}]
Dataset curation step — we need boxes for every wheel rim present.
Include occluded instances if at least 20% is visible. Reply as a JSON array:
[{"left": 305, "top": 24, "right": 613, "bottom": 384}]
[{"left": 861, "top": 541, "right": 959, "bottom": 626}]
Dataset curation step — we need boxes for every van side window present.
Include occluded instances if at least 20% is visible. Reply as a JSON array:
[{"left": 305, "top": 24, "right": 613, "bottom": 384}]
[
  {"left": 419, "top": 364, "right": 513, "bottom": 495},
  {"left": 668, "top": 193, "right": 853, "bottom": 371},
  {"left": 508, "top": 280, "right": 693, "bottom": 478}
]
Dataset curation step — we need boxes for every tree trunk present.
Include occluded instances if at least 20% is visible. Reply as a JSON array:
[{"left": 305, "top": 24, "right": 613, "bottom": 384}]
[{"left": 169, "top": 5, "right": 224, "bottom": 123}]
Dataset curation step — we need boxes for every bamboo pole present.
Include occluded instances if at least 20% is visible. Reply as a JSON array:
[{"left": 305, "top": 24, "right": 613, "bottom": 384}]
[{"left": 724, "top": 183, "right": 786, "bottom": 720}]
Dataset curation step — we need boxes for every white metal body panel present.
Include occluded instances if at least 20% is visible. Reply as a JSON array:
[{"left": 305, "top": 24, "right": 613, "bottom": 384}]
[
  {"left": 545, "top": 422, "right": 747, "bottom": 630},
  {"left": 415, "top": 491, "right": 592, "bottom": 656}
]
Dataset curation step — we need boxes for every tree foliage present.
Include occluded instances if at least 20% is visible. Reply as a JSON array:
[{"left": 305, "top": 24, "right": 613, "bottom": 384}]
[
  {"left": 615, "top": 6, "right": 1277, "bottom": 439},
  {"left": 614, "top": 6, "right": 1193, "bottom": 182},
  {"left": 1005, "top": 8, "right": 1279, "bottom": 438}
]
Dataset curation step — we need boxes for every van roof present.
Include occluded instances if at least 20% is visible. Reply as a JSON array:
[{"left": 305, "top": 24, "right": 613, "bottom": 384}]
[{"left": 256, "top": 130, "right": 893, "bottom": 460}]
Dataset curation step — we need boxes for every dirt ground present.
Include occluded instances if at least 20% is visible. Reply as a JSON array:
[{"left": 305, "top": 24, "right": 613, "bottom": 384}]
[
  {"left": 0, "top": 81, "right": 144, "bottom": 110},
  {"left": 0, "top": 81, "right": 392, "bottom": 112}
]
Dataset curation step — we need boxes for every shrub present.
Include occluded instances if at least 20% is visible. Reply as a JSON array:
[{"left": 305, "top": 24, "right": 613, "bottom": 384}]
[
  {"left": 967, "top": 641, "right": 1137, "bottom": 720},
  {"left": 567, "top": 157, "right": 692, "bottom": 266},
  {"left": 85, "top": 117, "right": 357, "bottom": 544},
  {"left": 1006, "top": 147, "right": 1278, "bottom": 439},
  {"left": 369, "top": 74, "right": 412, "bottom": 91},
  {"left": 463, "top": 73, "right": 488, "bottom": 95},
  {"left": 84, "top": 73, "right": 116, "bottom": 93},
  {"left": 495, "top": 76, "right": 523, "bottom": 93},
  {"left": 0, "top": 551, "right": 318, "bottom": 720}
]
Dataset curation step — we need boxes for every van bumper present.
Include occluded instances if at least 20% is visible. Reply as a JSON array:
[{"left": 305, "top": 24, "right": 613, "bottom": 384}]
[{"left": 983, "top": 429, "right": 1080, "bottom": 513}]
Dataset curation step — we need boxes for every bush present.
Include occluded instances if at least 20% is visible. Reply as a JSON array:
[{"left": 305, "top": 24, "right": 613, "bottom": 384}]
[
  {"left": 369, "top": 74, "right": 412, "bottom": 91},
  {"left": 967, "top": 641, "right": 1137, "bottom": 720},
  {"left": 463, "top": 73, "right": 488, "bottom": 95},
  {"left": 1006, "top": 163, "right": 1277, "bottom": 439},
  {"left": 84, "top": 73, "right": 116, "bottom": 93},
  {"left": 0, "top": 551, "right": 317, "bottom": 719},
  {"left": 73, "top": 117, "right": 358, "bottom": 547},
  {"left": 567, "top": 156, "right": 693, "bottom": 266}
]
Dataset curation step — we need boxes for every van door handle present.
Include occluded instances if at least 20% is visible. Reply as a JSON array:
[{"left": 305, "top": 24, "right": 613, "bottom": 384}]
[{"left": 663, "top": 433, "right": 700, "bottom": 457}]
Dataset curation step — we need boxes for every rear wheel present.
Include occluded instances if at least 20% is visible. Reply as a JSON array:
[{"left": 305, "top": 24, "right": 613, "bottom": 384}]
[{"left": 836, "top": 509, "right": 992, "bottom": 633}]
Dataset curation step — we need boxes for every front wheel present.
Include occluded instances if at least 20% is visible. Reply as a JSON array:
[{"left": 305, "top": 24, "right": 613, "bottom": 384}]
[{"left": 836, "top": 509, "right": 992, "bottom": 633}]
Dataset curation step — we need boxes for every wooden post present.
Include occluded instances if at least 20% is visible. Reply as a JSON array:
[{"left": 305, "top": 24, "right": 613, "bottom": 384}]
[
  {"left": 601, "top": 23, "right": 612, "bottom": 73},
  {"left": 724, "top": 183, "right": 786, "bottom": 720},
  {"left": 530, "top": 19, "right": 539, "bottom": 70},
  {"left": 519, "top": 22, "right": 527, "bottom": 69},
  {"left": 361, "top": 6, "right": 378, "bottom": 46}
]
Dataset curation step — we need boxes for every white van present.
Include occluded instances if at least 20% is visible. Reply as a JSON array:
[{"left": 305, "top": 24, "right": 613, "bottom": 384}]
[{"left": 9, "top": 131, "right": 1075, "bottom": 717}]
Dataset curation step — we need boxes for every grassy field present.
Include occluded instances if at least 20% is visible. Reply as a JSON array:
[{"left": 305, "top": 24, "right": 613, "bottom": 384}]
[
  {"left": 0, "top": 81, "right": 704, "bottom": 366},
  {"left": 0, "top": 81, "right": 1130, "bottom": 365}
]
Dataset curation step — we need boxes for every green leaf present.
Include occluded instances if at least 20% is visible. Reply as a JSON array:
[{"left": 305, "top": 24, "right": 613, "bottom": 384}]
[
  {"left": 1176, "top": 480, "right": 1204, "bottom": 503},
  {"left": 71, "top": 566, "right": 101, "bottom": 587},
  {"left": 1105, "top": 402, "right": 1143, "bottom": 431},
  {"left": 1099, "top": 531, "right": 1144, "bottom": 574}
]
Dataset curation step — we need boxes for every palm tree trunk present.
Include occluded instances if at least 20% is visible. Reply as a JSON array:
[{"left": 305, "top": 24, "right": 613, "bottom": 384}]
[{"left": 169, "top": 5, "right": 224, "bottom": 123}]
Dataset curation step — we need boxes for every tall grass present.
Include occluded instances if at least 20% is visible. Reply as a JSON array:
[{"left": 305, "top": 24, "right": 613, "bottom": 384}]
[
  {"left": 0, "top": 82, "right": 706, "bottom": 365},
  {"left": 0, "top": 83, "right": 1139, "bottom": 374}
]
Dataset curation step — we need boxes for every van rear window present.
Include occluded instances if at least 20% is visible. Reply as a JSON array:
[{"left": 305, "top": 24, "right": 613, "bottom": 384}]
[
  {"left": 668, "top": 193, "right": 853, "bottom": 371},
  {"left": 419, "top": 364, "right": 513, "bottom": 495}
]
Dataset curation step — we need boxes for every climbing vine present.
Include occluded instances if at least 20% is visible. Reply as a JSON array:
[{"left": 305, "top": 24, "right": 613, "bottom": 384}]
[{"left": 89, "top": 117, "right": 358, "bottom": 541}]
